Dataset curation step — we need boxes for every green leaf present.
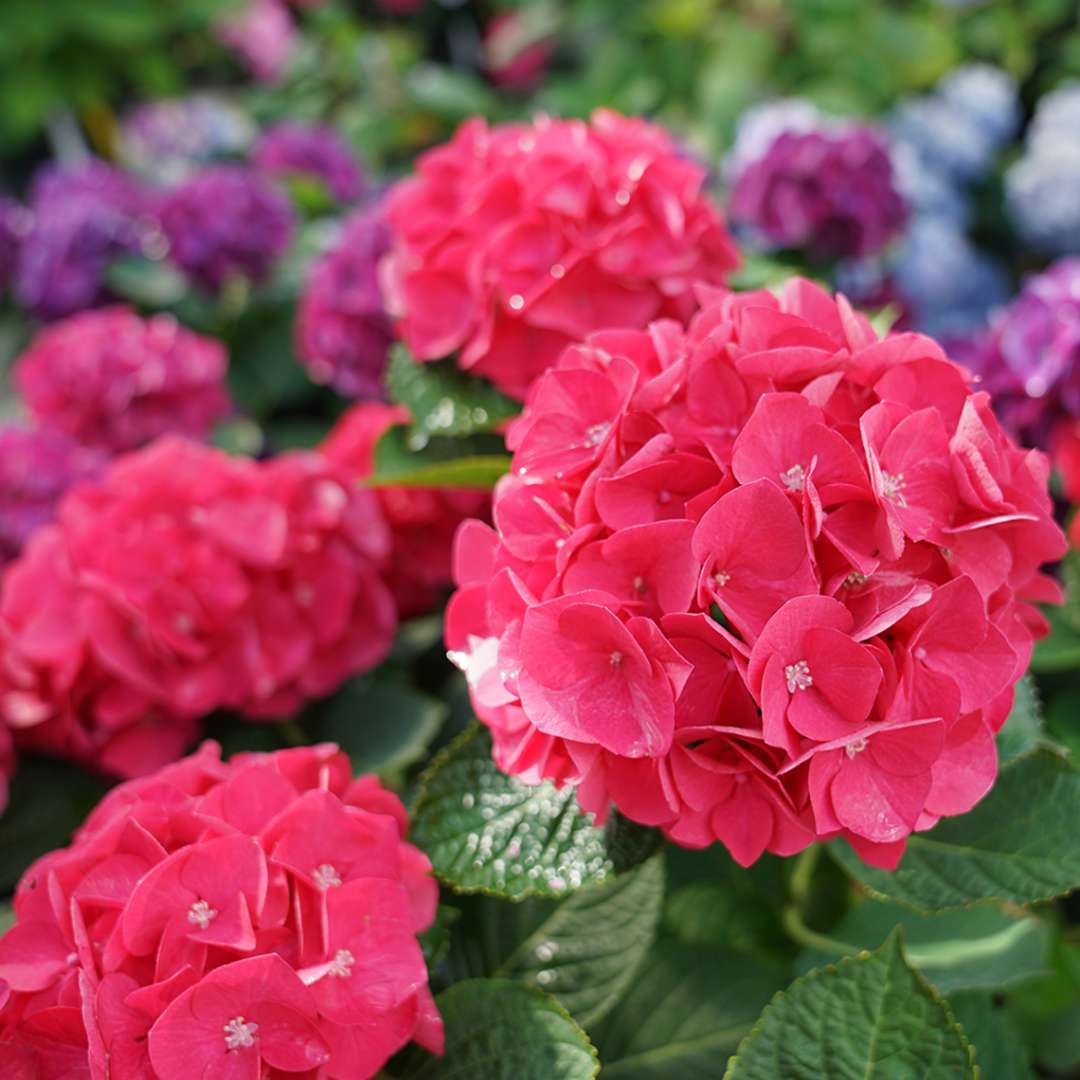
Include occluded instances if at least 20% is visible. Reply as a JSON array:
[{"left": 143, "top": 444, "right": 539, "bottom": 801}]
[
  {"left": 386, "top": 345, "right": 519, "bottom": 439},
  {"left": 830, "top": 750, "right": 1080, "bottom": 912},
  {"left": 449, "top": 856, "right": 665, "bottom": 1028},
  {"left": 303, "top": 679, "right": 446, "bottom": 778},
  {"left": 105, "top": 255, "right": 188, "bottom": 308},
  {"left": 398, "top": 979, "right": 598, "bottom": 1080},
  {"left": 409, "top": 726, "right": 658, "bottom": 899},
  {"left": 948, "top": 993, "right": 1035, "bottom": 1080},
  {"left": 369, "top": 423, "right": 512, "bottom": 489},
  {"left": 592, "top": 941, "right": 784, "bottom": 1079},
  {"left": 724, "top": 930, "right": 976, "bottom": 1079},
  {"left": 795, "top": 901, "right": 1049, "bottom": 995},
  {"left": 997, "top": 674, "right": 1046, "bottom": 764},
  {"left": 1031, "top": 605, "right": 1080, "bottom": 673},
  {"left": 0, "top": 756, "right": 111, "bottom": 892}
]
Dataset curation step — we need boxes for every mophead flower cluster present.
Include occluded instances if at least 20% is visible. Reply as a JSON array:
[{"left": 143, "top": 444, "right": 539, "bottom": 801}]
[
  {"left": 0, "top": 741, "right": 442, "bottom": 1078},
  {"left": 15, "top": 306, "right": 233, "bottom": 453},
  {"left": 0, "top": 437, "right": 396, "bottom": 777},
  {"left": 381, "top": 109, "right": 739, "bottom": 400},
  {"left": 447, "top": 279, "right": 1065, "bottom": 869}
]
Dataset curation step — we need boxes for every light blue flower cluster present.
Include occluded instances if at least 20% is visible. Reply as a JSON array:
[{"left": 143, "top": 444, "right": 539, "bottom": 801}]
[
  {"left": 887, "top": 63, "right": 1019, "bottom": 335},
  {"left": 1005, "top": 82, "right": 1080, "bottom": 255}
]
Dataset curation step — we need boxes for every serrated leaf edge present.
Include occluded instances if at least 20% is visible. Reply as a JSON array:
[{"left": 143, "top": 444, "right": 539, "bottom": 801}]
[{"left": 722, "top": 929, "right": 978, "bottom": 1079}]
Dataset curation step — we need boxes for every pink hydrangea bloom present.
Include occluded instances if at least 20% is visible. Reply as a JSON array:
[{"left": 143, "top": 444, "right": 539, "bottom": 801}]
[
  {"left": 217, "top": 0, "right": 296, "bottom": 83},
  {"left": 14, "top": 307, "right": 232, "bottom": 453},
  {"left": 296, "top": 208, "right": 394, "bottom": 399},
  {"left": 381, "top": 110, "right": 739, "bottom": 400},
  {"left": 0, "top": 741, "right": 443, "bottom": 1077},
  {"left": 321, "top": 402, "right": 490, "bottom": 619},
  {"left": 0, "top": 437, "right": 396, "bottom": 776},
  {"left": 446, "top": 279, "right": 1065, "bottom": 870}
]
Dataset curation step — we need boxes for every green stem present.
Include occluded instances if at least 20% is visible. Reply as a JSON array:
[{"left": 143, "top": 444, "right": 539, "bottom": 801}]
[
  {"left": 788, "top": 844, "right": 821, "bottom": 907},
  {"left": 781, "top": 905, "right": 857, "bottom": 958}
]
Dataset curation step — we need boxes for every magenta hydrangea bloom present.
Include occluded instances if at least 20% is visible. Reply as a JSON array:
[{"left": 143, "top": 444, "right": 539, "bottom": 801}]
[
  {"left": 0, "top": 437, "right": 396, "bottom": 777},
  {"left": 216, "top": 0, "right": 296, "bottom": 82},
  {"left": 0, "top": 426, "right": 106, "bottom": 566},
  {"left": 254, "top": 122, "right": 366, "bottom": 203},
  {"left": 296, "top": 207, "right": 393, "bottom": 397},
  {"left": 14, "top": 160, "right": 154, "bottom": 321},
  {"left": 960, "top": 257, "right": 1080, "bottom": 445},
  {"left": 0, "top": 741, "right": 443, "bottom": 1078},
  {"left": 382, "top": 110, "right": 739, "bottom": 401},
  {"left": 447, "top": 279, "right": 1064, "bottom": 871},
  {"left": 159, "top": 165, "right": 294, "bottom": 293},
  {"left": 730, "top": 123, "right": 907, "bottom": 259},
  {"left": 15, "top": 306, "right": 232, "bottom": 452}
]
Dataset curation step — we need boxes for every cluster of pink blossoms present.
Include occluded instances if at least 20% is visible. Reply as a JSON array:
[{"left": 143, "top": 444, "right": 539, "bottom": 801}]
[
  {"left": 381, "top": 109, "right": 739, "bottom": 400},
  {"left": 447, "top": 279, "right": 1065, "bottom": 869},
  {"left": 14, "top": 306, "right": 233, "bottom": 453},
  {"left": 0, "top": 741, "right": 442, "bottom": 1078},
  {"left": 0, "top": 437, "right": 396, "bottom": 777},
  {"left": 321, "top": 402, "right": 491, "bottom": 619}
]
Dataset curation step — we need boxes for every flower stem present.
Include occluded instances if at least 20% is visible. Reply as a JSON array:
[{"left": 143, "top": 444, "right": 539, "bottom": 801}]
[{"left": 782, "top": 844, "right": 855, "bottom": 957}]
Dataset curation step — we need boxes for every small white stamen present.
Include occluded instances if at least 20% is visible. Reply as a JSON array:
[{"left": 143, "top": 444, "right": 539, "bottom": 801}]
[
  {"left": 843, "top": 571, "right": 868, "bottom": 588},
  {"left": 845, "top": 737, "right": 868, "bottom": 758},
  {"left": 313, "top": 864, "right": 342, "bottom": 891},
  {"left": 713, "top": 570, "right": 731, "bottom": 587},
  {"left": 632, "top": 575, "right": 647, "bottom": 594},
  {"left": 509, "top": 294, "right": 525, "bottom": 311},
  {"left": 328, "top": 948, "right": 355, "bottom": 978},
  {"left": 187, "top": 899, "right": 218, "bottom": 930},
  {"left": 223, "top": 1016, "right": 258, "bottom": 1050},
  {"left": 784, "top": 660, "right": 813, "bottom": 693},
  {"left": 609, "top": 651, "right": 624, "bottom": 668},
  {"left": 780, "top": 464, "right": 806, "bottom": 492},
  {"left": 881, "top": 471, "right": 906, "bottom": 506}
]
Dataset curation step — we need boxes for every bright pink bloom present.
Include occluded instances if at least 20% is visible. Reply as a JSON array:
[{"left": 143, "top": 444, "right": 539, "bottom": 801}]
[
  {"left": 447, "top": 278, "right": 1065, "bottom": 869},
  {"left": 0, "top": 437, "right": 396, "bottom": 776},
  {"left": 381, "top": 110, "right": 739, "bottom": 400},
  {"left": 0, "top": 741, "right": 442, "bottom": 1078},
  {"left": 15, "top": 307, "right": 232, "bottom": 452},
  {"left": 321, "top": 402, "right": 490, "bottom": 619}
]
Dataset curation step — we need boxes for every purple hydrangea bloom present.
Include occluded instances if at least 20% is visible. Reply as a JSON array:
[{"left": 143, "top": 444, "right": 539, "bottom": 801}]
[
  {"left": 254, "top": 122, "right": 366, "bottom": 203},
  {"left": 961, "top": 257, "right": 1080, "bottom": 444},
  {"left": 0, "top": 426, "right": 107, "bottom": 566},
  {"left": 14, "top": 160, "right": 153, "bottom": 321},
  {"left": 121, "top": 95, "right": 255, "bottom": 185},
  {"left": 294, "top": 207, "right": 393, "bottom": 398},
  {"left": 729, "top": 122, "right": 906, "bottom": 260},
  {"left": 159, "top": 165, "right": 294, "bottom": 293}
]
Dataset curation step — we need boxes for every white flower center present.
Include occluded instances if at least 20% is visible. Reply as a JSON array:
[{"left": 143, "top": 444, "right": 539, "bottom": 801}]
[
  {"left": 223, "top": 1016, "right": 258, "bottom": 1050},
  {"left": 780, "top": 464, "right": 806, "bottom": 492},
  {"left": 609, "top": 651, "right": 624, "bottom": 668},
  {"left": 881, "top": 471, "right": 906, "bottom": 506},
  {"left": 784, "top": 660, "right": 813, "bottom": 693},
  {"left": 713, "top": 569, "right": 731, "bottom": 587},
  {"left": 845, "top": 737, "right": 868, "bottom": 758},
  {"left": 632, "top": 575, "right": 647, "bottom": 594},
  {"left": 313, "top": 863, "right": 342, "bottom": 891},
  {"left": 187, "top": 899, "right": 218, "bottom": 930},
  {"left": 328, "top": 948, "right": 355, "bottom": 978}
]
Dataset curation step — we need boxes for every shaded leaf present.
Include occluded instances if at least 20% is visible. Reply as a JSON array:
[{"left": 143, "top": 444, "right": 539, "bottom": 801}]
[
  {"left": 398, "top": 979, "right": 598, "bottom": 1080},
  {"left": 997, "top": 674, "right": 1046, "bottom": 764},
  {"left": 370, "top": 423, "right": 511, "bottom": 489},
  {"left": 948, "top": 993, "right": 1035, "bottom": 1080},
  {"left": 592, "top": 941, "right": 784, "bottom": 1079},
  {"left": 830, "top": 750, "right": 1080, "bottom": 912},
  {"left": 795, "top": 900, "right": 1049, "bottom": 994}
]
